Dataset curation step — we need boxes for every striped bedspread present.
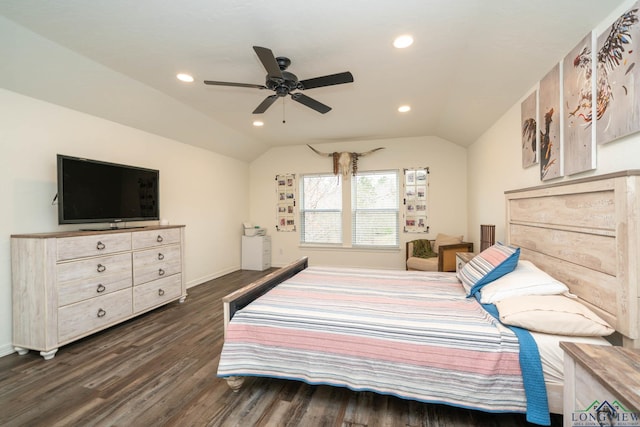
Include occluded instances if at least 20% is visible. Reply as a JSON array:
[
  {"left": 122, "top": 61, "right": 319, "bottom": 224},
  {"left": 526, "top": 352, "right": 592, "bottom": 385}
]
[{"left": 218, "top": 266, "right": 530, "bottom": 415}]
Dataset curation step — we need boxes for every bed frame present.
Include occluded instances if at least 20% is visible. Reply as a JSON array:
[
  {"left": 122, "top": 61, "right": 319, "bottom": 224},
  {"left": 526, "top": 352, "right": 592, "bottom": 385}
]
[
  {"left": 506, "top": 170, "right": 640, "bottom": 414},
  {"left": 222, "top": 256, "right": 308, "bottom": 339},
  {"left": 221, "top": 170, "right": 640, "bottom": 414},
  {"left": 505, "top": 170, "right": 640, "bottom": 349}
]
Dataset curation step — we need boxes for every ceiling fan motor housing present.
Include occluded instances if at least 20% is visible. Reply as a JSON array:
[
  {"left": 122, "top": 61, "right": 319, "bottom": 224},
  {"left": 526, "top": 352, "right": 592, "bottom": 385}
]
[
  {"left": 266, "top": 70, "right": 299, "bottom": 95},
  {"left": 204, "top": 46, "right": 353, "bottom": 114}
]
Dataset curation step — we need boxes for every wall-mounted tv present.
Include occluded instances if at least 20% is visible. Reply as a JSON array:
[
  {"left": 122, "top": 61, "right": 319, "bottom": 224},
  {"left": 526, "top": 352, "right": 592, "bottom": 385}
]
[{"left": 57, "top": 154, "right": 159, "bottom": 226}]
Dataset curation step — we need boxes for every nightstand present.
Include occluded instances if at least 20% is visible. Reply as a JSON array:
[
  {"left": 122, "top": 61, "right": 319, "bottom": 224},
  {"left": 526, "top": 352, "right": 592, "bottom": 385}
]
[
  {"left": 561, "top": 342, "right": 640, "bottom": 427},
  {"left": 455, "top": 252, "right": 475, "bottom": 273}
]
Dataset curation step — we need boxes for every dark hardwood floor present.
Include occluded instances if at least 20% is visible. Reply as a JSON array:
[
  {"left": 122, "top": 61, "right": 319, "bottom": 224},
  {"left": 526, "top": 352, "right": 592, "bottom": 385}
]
[{"left": 0, "top": 269, "right": 563, "bottom": 427}]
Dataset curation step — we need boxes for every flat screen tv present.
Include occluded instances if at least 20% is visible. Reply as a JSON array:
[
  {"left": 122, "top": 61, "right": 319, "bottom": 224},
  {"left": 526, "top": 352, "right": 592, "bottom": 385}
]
[{"left": 57, "top": 154, "right": 159, "bottom": 226}]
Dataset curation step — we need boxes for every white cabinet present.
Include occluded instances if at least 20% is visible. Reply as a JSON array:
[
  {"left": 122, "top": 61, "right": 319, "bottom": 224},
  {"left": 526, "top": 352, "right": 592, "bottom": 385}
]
[
  {"left": 11, "top": 225, "right": 186, "bottom": 360},
  {"left": 241, "top": 235, "right": 271, "bottom": 271}
]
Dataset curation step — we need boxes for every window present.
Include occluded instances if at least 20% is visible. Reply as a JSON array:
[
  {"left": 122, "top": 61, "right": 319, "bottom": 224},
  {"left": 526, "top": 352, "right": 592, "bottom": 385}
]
[
  {"left": 300, "top": 170, "right": 399, "bottom": 248},
  {"left": 300, "top": 174, "right": 342, "bottom": 244},
  {"left": 352, "top": 171, "right": 399, "bottom": 247}
]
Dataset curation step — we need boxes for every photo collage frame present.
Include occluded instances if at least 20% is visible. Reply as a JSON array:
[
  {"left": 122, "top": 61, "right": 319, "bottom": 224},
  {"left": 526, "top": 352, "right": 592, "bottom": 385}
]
[
  {"left": 403, "top": 167, "right": 429, "bottom": 233},
  {"left": 275, "top": 174, "right": 296, "bottom": 232}
]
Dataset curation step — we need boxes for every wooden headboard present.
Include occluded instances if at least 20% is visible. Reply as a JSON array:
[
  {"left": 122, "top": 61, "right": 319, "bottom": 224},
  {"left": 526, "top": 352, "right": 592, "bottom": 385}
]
[{"left": 505, "top": 170, "right": 640, "bottom": 348}]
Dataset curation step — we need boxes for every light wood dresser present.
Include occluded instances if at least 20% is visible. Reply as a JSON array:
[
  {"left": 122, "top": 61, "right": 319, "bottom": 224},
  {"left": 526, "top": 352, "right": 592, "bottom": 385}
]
[{"left": 11, "top": 225, "right": 186, "bottom": 360}]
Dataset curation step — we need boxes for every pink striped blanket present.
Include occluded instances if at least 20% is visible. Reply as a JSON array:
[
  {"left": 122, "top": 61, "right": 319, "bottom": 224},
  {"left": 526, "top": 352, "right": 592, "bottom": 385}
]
[{"left": 218, "top": 266, "right": 528, "bottom": 413}]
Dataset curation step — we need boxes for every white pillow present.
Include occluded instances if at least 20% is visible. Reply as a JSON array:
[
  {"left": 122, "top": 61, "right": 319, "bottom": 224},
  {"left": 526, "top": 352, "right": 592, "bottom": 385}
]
[
  {"left": 478, "top": 260, "right": 568, "bottom": 303},
  {"left": 496, "top": 294, "right": 614, "bottom": 336}
]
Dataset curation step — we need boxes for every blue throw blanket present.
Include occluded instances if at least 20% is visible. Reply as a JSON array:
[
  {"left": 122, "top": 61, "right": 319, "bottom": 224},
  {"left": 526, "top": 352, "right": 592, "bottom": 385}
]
[{"left": 481, "top": 302, "right": 550, "bottom": 426}]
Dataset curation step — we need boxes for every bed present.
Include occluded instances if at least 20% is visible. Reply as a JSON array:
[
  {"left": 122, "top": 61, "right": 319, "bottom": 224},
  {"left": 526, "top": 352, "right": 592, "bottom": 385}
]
[{"left": 217, "top": 170, "right": 640, "bottom": 425}]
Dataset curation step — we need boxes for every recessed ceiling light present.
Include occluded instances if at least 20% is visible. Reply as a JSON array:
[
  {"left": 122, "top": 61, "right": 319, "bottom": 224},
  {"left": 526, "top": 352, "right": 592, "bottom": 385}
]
[
  {"left": 176, "top": 73, "right": 194, "bottom": 83},
  {"left": 253, "top": 120, "right": 264, "bottom": 127},
  {"left": 398, "top": 105, "right": 411, "bottom": 113},
  {"left": 393, "top": 35, "right": 414, "bottom": 49}
]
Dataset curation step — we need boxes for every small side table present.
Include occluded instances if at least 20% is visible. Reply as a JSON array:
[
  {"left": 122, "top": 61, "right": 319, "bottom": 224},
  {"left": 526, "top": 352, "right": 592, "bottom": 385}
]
[
  {"left": 455, "top": 252, "right": 475, "bottom": 273},
  {"left": 561, "top": 342, "right": 640, "bottom": 427}
]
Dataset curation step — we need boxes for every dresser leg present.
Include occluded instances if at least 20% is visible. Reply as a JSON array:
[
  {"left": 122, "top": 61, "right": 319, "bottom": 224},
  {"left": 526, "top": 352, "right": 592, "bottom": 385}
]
[
  {"left": 14, "top": 346, "right": 29, "bottom": 356},
  {"left": 40, "top": 349, "right": 58, "bottom": 360},
  {"left": 179, "top": 295, "right": 187, "bottom": 303}
]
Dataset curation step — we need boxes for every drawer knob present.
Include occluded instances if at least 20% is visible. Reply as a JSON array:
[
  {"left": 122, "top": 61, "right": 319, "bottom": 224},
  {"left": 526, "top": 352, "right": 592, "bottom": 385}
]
[
  {"left": 96, "top": 241, "right": 106, "bottom": 250},
  {"left": 158, "top": 268, "right": 165, "bottom": 276},
  {"left": 157, "top": 235, "right": 164, "bottom": 243},
  {"left": 97, "top": 264, "right": 106, "bottom": 273},
  {"left": 97, "top": 308, "right": 106, "bottom": 318},
  {"left": 157, "top": 253, "right": 165, "bottom": 260},
  {"left": 158, "top": 289, "right": 165, "bottom": 296},
  {"left": 96, "top": 284, "right": 106, "bottom": 293}
]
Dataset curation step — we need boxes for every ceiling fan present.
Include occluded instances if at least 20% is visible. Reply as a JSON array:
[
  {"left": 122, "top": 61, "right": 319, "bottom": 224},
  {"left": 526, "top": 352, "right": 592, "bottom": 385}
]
[{"left": 204, "top": 46, "right": 354, "bottom": 115}]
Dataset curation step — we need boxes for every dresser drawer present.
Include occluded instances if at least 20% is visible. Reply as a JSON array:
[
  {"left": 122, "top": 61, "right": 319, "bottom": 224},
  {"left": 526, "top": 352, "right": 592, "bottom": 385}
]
[
  {"left": 132, "top": 228, "right": 180, "bottom": 250},
  {"left": 132, "top": 244, "right": 181, "bottom": 285},
  {"left": 58, "top": 272, "right": 132, "bottom": 307},
  {"left": 57, "top": 253, "right": 132, "bottom": 285},
  {"left": 133, "top": 274, "right": 182, "bottom": 313},
  {"left": 58, "top": 288, "right": 132, "bottom": 343},
  {"left": 57, "top": 233, "right": 131, "bottom": 261}
]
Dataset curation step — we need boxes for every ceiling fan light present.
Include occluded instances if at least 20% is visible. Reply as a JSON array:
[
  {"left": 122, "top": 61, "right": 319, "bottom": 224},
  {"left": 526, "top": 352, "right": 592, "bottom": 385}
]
[
  {"left": 176, "top": 73, "right": 194, "bottom": 82},
  {"left": 393, "top": 35, "right": 414, "bottom": 49},
  {"left": 398, "top": 105, "right": 411, "bottom": 113}
]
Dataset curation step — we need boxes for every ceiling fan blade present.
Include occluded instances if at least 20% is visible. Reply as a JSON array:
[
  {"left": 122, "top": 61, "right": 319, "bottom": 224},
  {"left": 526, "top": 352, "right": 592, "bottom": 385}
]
[
  {"left": 299, "top": 72, "right": 354, "bottom": 90},
  {"left": 204, "top": 80, "right": 266, "bottom": 89},
  {"left": 253, "top": 46, "right": 284, "bottom": 81},
  {"left": 290, "top": 93, "right": 331, "bottom": 114},
  {"left": 253, "top": 94, "right": 279, "bottom": 114}
]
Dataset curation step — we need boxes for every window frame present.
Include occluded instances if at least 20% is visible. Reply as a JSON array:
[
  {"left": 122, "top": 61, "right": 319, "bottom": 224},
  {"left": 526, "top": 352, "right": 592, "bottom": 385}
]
[{"left": 299, "top": 169, "right": 400, "bottom": 250}]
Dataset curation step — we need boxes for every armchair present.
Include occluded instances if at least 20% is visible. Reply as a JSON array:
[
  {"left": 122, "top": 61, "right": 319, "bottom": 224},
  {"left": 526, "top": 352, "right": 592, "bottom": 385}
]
[{"left": 406, "top": 234, "right": 473, "bottom": 272}]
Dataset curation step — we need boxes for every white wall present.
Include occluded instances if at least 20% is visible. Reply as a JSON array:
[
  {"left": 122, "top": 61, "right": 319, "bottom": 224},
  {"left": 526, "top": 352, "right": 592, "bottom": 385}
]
[
  {"left": 468, "top": 100, "right": 640, "bottom": 246},
  {"left": 249, "top": 136, "right": 468, "bottom": 269},
  {"left": 0, "top": 88, "right": 249, "bottom": 356},
  {"left": 466, "top": 0, "right": 640, "bottom": 246}
]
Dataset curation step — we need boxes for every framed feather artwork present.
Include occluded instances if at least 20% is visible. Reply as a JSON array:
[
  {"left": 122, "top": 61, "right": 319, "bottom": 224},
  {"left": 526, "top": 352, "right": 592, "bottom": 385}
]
[
  {"left": 521, "top": 90, "right": 538, "bottom": 168},
  {"left": 596, "top": 2, "right": 640, "bottom": 144},
  {"left": 539, "top": 63, "right": 562, "bottom": 181},
  {"left": 563, "top": 33, "right": 596, "bottom": 175}
]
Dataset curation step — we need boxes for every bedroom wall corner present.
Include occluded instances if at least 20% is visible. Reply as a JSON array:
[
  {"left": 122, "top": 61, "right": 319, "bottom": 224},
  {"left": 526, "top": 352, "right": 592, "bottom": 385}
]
[{"left": 0, "top": 88, "right": 250, "bottom": 358}]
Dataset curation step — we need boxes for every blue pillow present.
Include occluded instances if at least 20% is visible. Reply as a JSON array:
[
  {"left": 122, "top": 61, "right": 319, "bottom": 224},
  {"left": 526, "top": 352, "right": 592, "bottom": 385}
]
[{"left": 458, "top": 242, "right": 520, "bottom": 297}]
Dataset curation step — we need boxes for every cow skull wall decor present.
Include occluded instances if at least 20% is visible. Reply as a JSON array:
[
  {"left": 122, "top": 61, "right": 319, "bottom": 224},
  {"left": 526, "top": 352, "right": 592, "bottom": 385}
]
[{"left": 307, "top": 145, "right": 385, "bottom": 178}]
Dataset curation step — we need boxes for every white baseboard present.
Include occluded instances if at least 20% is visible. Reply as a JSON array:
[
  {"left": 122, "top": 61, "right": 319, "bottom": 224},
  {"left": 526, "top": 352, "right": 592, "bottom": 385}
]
[
  {"left": 0, "top": 342, "right": 15, "bottom": 358},
  {"left": 186, "top": 265, "right": 241, "bottom": 289}
]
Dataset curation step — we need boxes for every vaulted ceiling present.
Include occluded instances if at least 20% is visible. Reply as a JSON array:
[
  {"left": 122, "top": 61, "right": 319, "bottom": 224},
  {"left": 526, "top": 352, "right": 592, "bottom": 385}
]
[{"left": 0, "top": 0, "right": 626, "bottom": 161}]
